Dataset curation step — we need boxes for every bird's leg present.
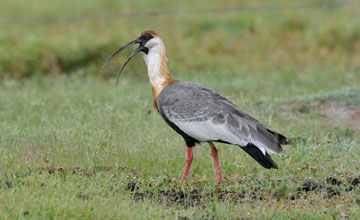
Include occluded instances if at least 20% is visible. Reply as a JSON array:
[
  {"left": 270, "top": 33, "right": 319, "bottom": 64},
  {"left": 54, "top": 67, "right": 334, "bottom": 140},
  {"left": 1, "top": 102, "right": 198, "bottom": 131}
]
[
  {"left": 209, "top": 142, "right": 228, "bottom": 184},
  {"left": 181, "top": 146, "right": 193, "bottom": 183}
]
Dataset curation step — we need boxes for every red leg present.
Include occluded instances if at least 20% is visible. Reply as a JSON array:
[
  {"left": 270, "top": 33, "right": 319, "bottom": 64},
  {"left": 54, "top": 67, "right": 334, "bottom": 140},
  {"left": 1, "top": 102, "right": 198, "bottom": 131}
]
[
  {"left": 209, "top": 142, "right": 228, "bottom": 184},
  {"left": 181, "top": 146, "right": 193, "bottom": 183}
]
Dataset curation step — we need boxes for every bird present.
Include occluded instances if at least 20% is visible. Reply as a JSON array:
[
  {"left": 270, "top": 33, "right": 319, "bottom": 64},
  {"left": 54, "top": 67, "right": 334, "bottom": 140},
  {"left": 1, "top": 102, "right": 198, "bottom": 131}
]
[{"left": 103, "top": 30, "right": 289, "bottom": 184}]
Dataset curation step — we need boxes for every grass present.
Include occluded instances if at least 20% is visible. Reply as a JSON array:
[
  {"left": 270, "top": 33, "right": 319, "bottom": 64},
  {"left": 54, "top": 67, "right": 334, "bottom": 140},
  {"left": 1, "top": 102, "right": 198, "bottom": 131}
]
[
  {"left": 0, "top": 76, "right": 359, "bottom": 219},
  {"left": 1, "top": 1, "right": 360, "bottom": 80},
  {"left": 1, "top": 0, "right": 360, "bottom": 219}
]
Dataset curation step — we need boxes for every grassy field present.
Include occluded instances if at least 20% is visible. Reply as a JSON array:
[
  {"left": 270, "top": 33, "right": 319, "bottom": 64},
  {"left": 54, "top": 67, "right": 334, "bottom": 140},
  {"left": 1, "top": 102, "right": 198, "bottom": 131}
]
[{"left": 1, "top": 0, "right": 360, "bottom": 219}]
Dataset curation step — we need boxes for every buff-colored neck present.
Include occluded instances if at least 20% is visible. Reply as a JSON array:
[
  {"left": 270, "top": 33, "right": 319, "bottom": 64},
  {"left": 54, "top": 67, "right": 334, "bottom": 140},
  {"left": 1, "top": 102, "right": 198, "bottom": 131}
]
[{"left": 141, "top": 38, "right": 175, "bottom": 106}]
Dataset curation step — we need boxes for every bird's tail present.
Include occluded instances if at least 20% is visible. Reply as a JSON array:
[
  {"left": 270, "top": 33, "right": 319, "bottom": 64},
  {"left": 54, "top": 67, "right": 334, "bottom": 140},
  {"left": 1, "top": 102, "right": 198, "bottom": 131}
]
[{"left": 240, "top": 143, "right": 278, "bottom": 169}]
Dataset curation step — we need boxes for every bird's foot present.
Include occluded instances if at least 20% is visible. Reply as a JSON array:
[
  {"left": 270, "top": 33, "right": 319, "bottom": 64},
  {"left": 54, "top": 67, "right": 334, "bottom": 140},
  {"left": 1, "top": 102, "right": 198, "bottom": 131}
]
[
  {"left": 181, "top": 175, "right": 187, "bottom": 183},
  {"left": 215, "top": 177, "right": 229, "bottom": 185}
]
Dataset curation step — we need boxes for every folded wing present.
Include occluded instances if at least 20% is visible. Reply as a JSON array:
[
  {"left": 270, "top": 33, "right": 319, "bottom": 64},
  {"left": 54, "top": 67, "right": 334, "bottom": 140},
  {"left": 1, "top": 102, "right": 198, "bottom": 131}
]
[{"left": 157, "top": 81, "right": 288, "bottom": 156}]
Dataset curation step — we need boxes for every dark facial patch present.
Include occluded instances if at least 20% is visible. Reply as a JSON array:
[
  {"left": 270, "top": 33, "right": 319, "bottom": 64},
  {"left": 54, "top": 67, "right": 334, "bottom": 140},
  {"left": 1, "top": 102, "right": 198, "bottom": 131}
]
[
  {"left": 139, "top": 32, "right": 154, "bottom": 43},
  {"left": 138, "top": 32, "right": 154, "bottom": 54},
  {"left": 141, "top": 47, "right": 149, "bottom": 54}
]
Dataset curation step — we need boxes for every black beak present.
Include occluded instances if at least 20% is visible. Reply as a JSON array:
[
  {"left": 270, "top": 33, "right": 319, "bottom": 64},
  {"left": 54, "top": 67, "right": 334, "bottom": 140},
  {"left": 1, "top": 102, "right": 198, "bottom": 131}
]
[{"left": 102, "top": 39, "right": 146, "bottom": 85}]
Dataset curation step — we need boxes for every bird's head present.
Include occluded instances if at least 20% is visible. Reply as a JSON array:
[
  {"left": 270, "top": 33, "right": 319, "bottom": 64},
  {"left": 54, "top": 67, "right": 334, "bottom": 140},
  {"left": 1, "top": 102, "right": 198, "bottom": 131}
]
[{"left": 102, "top": 30, "right": 164, "bottom": 84}]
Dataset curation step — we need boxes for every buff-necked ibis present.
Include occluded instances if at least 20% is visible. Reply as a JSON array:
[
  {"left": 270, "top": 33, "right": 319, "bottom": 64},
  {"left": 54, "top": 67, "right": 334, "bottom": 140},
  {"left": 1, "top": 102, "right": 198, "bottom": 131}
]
[{"left": 103, "top": 30, "right": 288, "bottom": 184}]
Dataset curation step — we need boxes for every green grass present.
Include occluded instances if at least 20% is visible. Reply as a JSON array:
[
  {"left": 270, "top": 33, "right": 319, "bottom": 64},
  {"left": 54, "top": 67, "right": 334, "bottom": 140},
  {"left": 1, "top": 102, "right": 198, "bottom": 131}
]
[
  {"left": 0, "top": 76, "right": 359, "bottom": 219},
  {"left": 1, "top": 0, "right": 360, "bottom": 80},
  {"left": 1, "top": 0, "right": 360, "bottom": 219}
]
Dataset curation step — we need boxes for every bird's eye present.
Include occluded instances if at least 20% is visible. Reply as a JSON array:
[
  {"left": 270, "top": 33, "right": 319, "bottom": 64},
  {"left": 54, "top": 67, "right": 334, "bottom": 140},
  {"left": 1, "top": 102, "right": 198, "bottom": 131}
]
[{"left": 144, "top": 34, "right": 150, "bottom": 39}]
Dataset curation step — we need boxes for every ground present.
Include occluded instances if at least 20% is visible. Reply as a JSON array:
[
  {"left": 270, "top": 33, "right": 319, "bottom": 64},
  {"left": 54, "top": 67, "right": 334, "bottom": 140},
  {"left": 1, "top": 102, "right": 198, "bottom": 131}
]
[
  {"left": 0, "top": 77, "right": 359, "bottom": 219},
  {"left": 0, "top": 0, "right": 360, "bottom": 219}
]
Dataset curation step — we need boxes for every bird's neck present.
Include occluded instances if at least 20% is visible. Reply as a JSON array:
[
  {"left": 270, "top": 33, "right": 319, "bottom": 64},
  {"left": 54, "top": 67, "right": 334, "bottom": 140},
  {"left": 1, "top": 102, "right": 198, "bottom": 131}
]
[{"left": 142, "top": 46, "right": 175, "bottom": 106}]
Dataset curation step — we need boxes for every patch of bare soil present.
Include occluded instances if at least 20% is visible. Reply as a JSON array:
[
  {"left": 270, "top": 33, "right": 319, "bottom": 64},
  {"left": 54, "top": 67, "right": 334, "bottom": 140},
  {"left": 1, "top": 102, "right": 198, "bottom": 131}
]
[
  {"left": 322, "top": 102, "right": 360, "bottom": 130},
  {"left": 283, "top": 95, "right": 360, "bottom": 129},
  {"left": 125, "top": 175, "right": 360, "bottom": 207}
]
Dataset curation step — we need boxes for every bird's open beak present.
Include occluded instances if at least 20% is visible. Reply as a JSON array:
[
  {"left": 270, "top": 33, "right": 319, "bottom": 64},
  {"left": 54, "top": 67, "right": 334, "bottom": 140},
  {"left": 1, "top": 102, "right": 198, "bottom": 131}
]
[{"left": 102, "top": 38, "right": 146, "bottom": 85}]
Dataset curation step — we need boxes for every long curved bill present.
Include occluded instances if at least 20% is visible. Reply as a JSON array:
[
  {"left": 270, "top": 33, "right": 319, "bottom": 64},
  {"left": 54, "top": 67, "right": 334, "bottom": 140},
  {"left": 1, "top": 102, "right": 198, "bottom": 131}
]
[
  {"left": 102, "top": 40, "right": 137, "bottom": 70},
  {"left": 102, "top": 39, "right": 144, "bottom": 85},
  {"left": 114, "top": 44, "right": 144, "bottom": 85}
]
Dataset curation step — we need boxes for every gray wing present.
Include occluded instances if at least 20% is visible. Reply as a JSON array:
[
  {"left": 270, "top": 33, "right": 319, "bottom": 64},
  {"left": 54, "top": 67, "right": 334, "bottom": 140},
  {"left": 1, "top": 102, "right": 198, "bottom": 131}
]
[{"left": 157, "top": 81, "right": 287, "bottom": 154}]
